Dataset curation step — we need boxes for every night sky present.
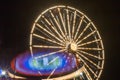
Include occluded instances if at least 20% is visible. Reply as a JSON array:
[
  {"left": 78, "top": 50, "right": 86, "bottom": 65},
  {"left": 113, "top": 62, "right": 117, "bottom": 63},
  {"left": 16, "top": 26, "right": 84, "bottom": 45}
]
[{"left": 0, "top": 0, "right": 120, "bottom": 80}]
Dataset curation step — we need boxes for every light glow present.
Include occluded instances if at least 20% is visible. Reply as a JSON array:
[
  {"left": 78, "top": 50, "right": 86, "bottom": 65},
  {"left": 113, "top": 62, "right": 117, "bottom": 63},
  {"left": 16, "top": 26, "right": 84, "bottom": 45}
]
[{"left": 0, "top": 69, "right": 6, "bottom": 76}]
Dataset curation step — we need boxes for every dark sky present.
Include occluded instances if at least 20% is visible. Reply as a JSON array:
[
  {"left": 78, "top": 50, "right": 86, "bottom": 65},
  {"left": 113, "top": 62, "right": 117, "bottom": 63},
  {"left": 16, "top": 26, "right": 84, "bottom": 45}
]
[{"left": 0, "top": 0, "right": 120, "bottom": 80}]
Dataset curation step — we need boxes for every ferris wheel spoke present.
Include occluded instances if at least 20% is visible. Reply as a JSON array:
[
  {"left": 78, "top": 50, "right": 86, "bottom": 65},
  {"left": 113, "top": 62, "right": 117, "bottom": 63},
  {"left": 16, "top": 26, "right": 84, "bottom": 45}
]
[
  {"left": 78, "top": 47, "right": 103, "bottom": 51},
  {"left": 77, "top": 52, "right": 101, "bottom": 69},
  {"left": 42, "top": 16, "right": 65, "bottom": 42},
  {"left": 78, "top": 39, "right": 101, "bottom": 47},
  {"left": 83, "top": 66, "right": 93, "bottom": 80},
  {"left": 32, "top": 45, "right": 64, "bottom": 49},
  {"left": 72, "top": 10, "right": 77, "bottom": 39},
  {"left": 76, "top": 52, "right": 97, "bottom": 78},
  {"left": 41, "top": 21, "right": 61, "bottom": 40},
  {"left": 30, "top": 46, "right": 33, "bottom": 57},
  {"left": 33, "top": 33, "right": 64, "bottom": 46},
  {"left": 58, "top": 8, "right": 67, "bottom": 38},
  {"left": 35, "top": 26, "right": 58, "bottom": 42},
  {"left": 49, "top": 18, "right": 65, "bottom": 42},
  {"left": 40, "top": 20, "right": 57, "bottom": 36},
  {"left": 77, "top": 30, "right": 97, "bottom": 44},
  {"left": 79, "top": 50, "right": 103, "bottom": 60},
  {"left": 47, "top": 56, "right": 59, "bottom": 65},
  {"left": 38, "top": 71, "right": 42, "bottom": 76},
  {"left": 47, "top": 67, "right": 57, "bottom": 79},
  {"left": 35, "top": 23, "right": 64, "bottom": 44},
  {"left": 75, "top": 22, "right": 91, "bottom": 43},
  {"left": 74, "top": 16, "right": 84, "bottom": 40},
  {"left": 49, "top": 10, "right": 66, "bottom": 40},
  {"left": 66, "top": 9, "right": 71, "bottom": 40},
  {"left": 35, "top": 49, "right": 66, "bottom": 59},
  {"left": 80, "top": 57, "right": 98, "bottom": 78}
]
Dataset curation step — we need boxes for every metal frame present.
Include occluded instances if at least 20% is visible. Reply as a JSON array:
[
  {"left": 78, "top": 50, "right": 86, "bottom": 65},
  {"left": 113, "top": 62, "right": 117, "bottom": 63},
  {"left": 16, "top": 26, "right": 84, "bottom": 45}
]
[{"left": 30, "top": 5, "right": 105, "bottom": 80}]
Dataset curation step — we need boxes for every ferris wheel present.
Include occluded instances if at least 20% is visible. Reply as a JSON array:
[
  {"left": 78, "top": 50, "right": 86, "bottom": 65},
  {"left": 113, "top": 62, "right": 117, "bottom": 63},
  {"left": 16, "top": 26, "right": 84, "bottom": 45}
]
[{"left": 30, "top": 5, "right": 105, "bottom": 80}]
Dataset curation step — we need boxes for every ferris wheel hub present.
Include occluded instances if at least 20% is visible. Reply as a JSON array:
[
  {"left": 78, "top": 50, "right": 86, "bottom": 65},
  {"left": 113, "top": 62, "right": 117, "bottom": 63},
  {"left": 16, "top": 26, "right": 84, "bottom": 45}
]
[
  {"left": 66, "top": 42, "right": 78, "bottom": 52},
  {"left": 70, "top": 43, "right": 77, "bottom": 51}
]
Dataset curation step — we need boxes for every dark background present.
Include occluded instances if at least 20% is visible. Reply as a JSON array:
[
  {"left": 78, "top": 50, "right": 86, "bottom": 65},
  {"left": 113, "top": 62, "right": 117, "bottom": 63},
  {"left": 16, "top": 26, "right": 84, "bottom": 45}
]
[{"left": 0, "top": 0, "right": 120, "bottom": 80}]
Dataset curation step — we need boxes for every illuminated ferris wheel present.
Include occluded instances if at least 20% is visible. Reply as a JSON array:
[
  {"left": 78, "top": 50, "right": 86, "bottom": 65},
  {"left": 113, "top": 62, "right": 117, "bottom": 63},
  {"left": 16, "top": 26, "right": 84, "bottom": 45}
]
[{"left": 30, "top": 5, "right": 105, "bottom": 80}]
